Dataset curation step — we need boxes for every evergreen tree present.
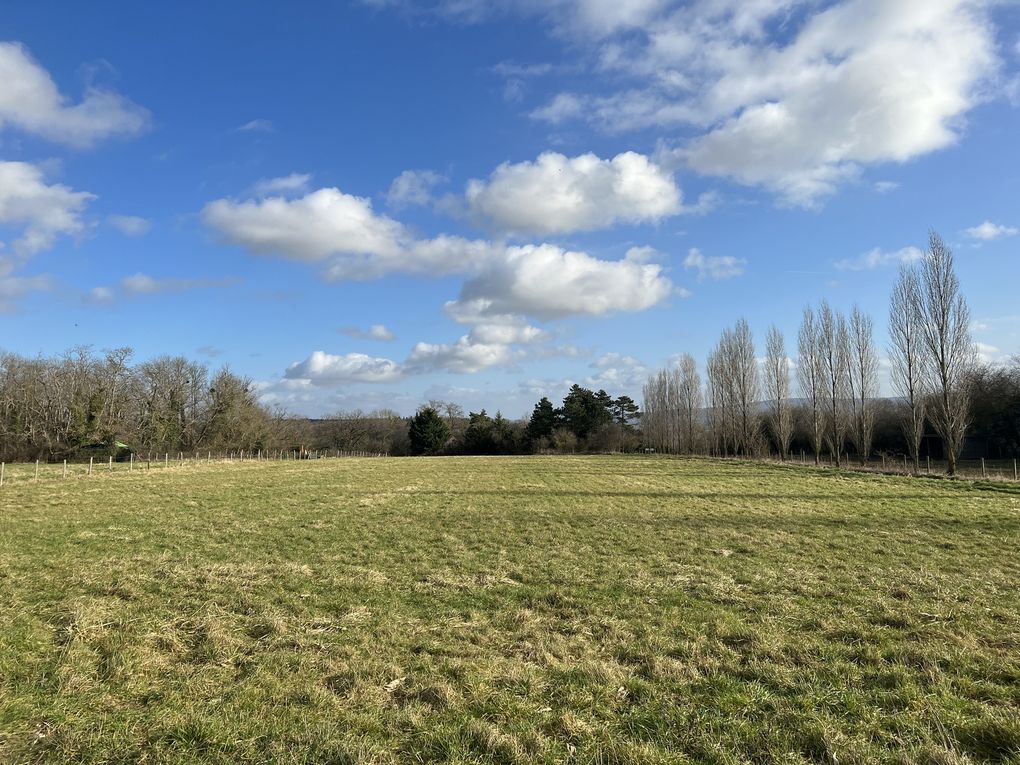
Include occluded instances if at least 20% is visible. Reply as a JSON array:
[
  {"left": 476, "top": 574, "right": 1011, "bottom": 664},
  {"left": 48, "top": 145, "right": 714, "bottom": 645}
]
[
  {"left": 408, "top": 406, "right": 450, "bottom": 455},
  {"left": 612, "top": 395, "right": 641, "bottom": 427},
  {"left": 526, "top": 396, "right": 557, "bottom": 442},
  {"left": 560, "top": 384, "right": 612, "bottom": 439}
]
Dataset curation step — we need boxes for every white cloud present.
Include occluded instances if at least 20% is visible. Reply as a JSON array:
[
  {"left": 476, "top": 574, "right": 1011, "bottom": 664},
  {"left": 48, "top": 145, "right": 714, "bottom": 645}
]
[
  {"left": 407, "top": 336, "right": 516, "bottom": 374},
  {"left": 117, "top": 273, "right": 239, "bottom": 296},
  {"left": 683, "top": 247, "right": 745, "bottom": 280},
  {"left": 339, "top": 323, "right": 396, "bottom": 341},
  {"left": 203, "top": 186, "right": 507, "bottom": 280},
  {"left": 586, "top": 351, "right": 649, "bottom": 391},
  {"left": 252, "top": 173, "right": 311, "bottom": 196},
  {"left": 285, "top": 351, "right": 403, "bottom": 384},
  {"left": 0, "top": 41, "right": 149, "bottom": 147},
  {"left": 385, "top": 169, "right": 446, "bottom": 208},
  {"left": 86, "top": 285, "right": 115, "bottom": 305},
  {"left": 464, "top": 151, "right": 681, "bottom": 236},
  {"left": 529, "top": 92, "right": 585, "bottom": 124},
  {"left": 532, "top": 0, "right": 999, "bottom": 206},
  {"left": 0, "top": 160, "right": 93, "bottom": 258},
  {"left": 452, "top": 243, "right": 673, "bottom": 320},
  {"left": 204, "top": 187, "right": 406, "bottom": 263},
  {"left": 88, "top": 275, "right": 228, "bottom": 303},
  {"left": 975, "top": 341, "right": 1001, "bottom": 363},
  {"left": 107, "top": 214, "right": 151, "bottom": 237},
  {"left": 964, "top": 220, "right": 1018, "bottom": 241},
  {"left": 237, "top": 118, "right": 274, "bottom": 132},
  {"left": 834, "top": 246, "right": 924, "bottom": 271},
  {"left": 874, "top": 181, "right": 899, "bottom": 194}
]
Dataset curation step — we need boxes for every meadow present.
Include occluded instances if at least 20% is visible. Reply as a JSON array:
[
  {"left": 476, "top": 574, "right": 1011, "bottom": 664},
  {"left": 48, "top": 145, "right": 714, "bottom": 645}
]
[{"left": 0, "top": 455, "right": 1018, "bottom": 764}]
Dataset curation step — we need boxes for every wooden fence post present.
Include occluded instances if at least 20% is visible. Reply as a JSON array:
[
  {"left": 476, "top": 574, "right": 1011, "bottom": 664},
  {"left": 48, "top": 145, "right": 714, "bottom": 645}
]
[
  {"left": 109, "top": 456, "right": 113, "bottom": 472},
  {"left": 130, "top": 453, "right": 134, "bottom": 471},
  {"left": 981, "top": 458, "right": 986, "bottom": 478},
  {"left": 1, "top": 462, "right": 4, "bottom": 487},
  {"left": 35, "top": 460, "right": 40, "bottom": 480},
  {"left": 926, "top": 455, "right": 930, "bottom": 475},
  {"left": 165, "top": 453, "right": 169, "bottom": 468},
  {"left": 88, "top": 457, "right": 93, "bottom": 476},
  {"left": 63, "top": 459, "right": 67, "bottom": 478}
]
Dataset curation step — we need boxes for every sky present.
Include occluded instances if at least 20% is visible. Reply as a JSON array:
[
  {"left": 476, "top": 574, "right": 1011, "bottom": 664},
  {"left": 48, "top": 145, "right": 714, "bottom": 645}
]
[{"left": 1, "top": 0, "right": 1019, "bottom": 418}]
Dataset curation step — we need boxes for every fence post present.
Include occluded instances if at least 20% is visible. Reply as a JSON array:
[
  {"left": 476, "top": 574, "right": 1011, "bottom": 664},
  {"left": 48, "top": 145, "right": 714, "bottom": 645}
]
[
  {"left": 926, "top": 455, "right": 930, "bottom": 475},
  {"left": 165, "top": 453, "right": 169, "bottom": 468},
  {"left": 1014, "top": 458, "right": 1018, "bottom": 481},
  {"left": 981, "top": 457, "right": 986, "bottom": 478},
  {"left": 35, "top": 460, "right": 40, "bottom": 480},
  {"left": 109, "top": 455, "right": 113, "bottom": 472},
  {"left": 1, "top": 462, "right": 4, "bottom": 487},
  {"left": 63, "top": 459, "right": 67, "bottom": 478},
  {"left": 130, "top": 453, "right": 134, "bottom": 471},
  {"left": 88, "top": 457, "right": 93, "bottom": 476}
]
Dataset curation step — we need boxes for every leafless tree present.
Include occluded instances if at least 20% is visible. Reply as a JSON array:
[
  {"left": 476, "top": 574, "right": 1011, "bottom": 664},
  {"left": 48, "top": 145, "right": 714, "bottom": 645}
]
[
  {"left": 916, "top": 230, "right": 975, "bottom": 475},
  {"left": 764, "top": 325, "right": 793, "bottom": 460},
  {"left": 676, "top": 353, "right": 702, "bottom": 454},
  {"left": 818, "top": 301, "right": 850, "bottom": 466},
  {"left": 797, "top": 307, "right": 825, "bottom": 464},
  {"left": 889, "top": 265, "right": 927, "bottom": 473},
  {"left": 846, "top": 305, "right": 878, "bottom": 465}
]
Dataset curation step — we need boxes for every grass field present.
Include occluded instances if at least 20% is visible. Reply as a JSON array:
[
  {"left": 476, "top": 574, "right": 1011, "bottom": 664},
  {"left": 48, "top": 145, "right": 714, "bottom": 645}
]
[{"left": 1, "top": 456, "right": 1018, "bottom": 764}]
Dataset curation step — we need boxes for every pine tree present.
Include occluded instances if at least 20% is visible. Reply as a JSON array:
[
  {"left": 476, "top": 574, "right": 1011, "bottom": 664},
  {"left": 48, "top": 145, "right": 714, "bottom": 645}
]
[{"left": 408, "top": 406, "right": 450, "bottom": 455}]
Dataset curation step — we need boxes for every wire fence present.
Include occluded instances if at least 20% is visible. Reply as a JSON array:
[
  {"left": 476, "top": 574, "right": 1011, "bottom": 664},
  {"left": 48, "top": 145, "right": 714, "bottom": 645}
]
[
  {"left": 0, "top": 449, "right": 387, "bottom": 488},
  {"left": 1, "top": 449, "right": 1016, "bottom": 489}
]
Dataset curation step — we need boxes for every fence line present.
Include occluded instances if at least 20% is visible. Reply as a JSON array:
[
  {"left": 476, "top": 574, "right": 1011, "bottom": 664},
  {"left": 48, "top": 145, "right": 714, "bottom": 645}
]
[{"left": 0, "top": 449, "right": 388, "bottom": 488}]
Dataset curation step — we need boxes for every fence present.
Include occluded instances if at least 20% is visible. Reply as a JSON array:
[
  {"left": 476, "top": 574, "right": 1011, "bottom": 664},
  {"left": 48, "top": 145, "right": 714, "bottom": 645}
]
[{"left": 0, "top": 449, "right": 387, "bottom": 488}]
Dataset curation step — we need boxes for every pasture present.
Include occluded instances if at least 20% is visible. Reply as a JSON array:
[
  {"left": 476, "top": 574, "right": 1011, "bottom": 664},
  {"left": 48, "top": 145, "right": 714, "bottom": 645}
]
[{"left": 0, "top": 456, "right": 1018, "bottom": 764}]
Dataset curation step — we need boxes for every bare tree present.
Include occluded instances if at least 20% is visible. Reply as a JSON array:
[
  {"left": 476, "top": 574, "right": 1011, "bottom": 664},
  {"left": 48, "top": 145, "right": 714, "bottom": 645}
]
[
  {"left": 818, "top": 301, "right": 850, "bottom": 466},
  {"left": 889, "top": 265, "right": 927, "bottom": 472},
  {"left": 916, "top": 230, "right": 975, "bottom": 476},
  {"left": 764, "top": 325, "right": 793, "bottom": 460},
  {"left": 676, "top": 353, "right": 702, "bottom": 454},
  {"left": 846, "top": 305, "right": 878, "bottom": 465},
  {"left": 797, "top": 307, "right": 825, "bottom": 464}
]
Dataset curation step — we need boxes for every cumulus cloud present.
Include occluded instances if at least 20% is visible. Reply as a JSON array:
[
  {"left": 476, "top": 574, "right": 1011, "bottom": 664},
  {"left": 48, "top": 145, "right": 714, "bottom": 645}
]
[
  {"left": 586, "top": 352, "right": 649, "bottom": 391},
  {"left": 0, "top": 41, "right": 149, "bottom": 147},
  {"left": 107, "top": 214, "right": 151, "bottom": 237},
  {"left": 834, "top": 246, "right": 924, "bottom": 271},
  {"left": 0, "top": 161, "right": 93, "bottom": 259},
  {"left": 964, "top": 220, "right": 1018, "bottom": 240},
  {"left": 451, "top": 243, "right": 673, "bottom": 320},
  {"left": 528, "top": 0, "right": 998, "bottom": 206},
  {"left": 464, "top": 151, "right": 681, "bottom": 236},
  {"left": 407, "top": 336, "right": 517, "bottom": 374},
  {"left": 683, "top": 247, "right": 745, "bottom": 281},
  {"left": 203, "top": 181, "right": 675, "bottom": 323},
  {"left": 251, "top": 173, "right": 311, "bottom": 196},
  {"left": 385, "top": 169, "right": 446, "bottom": 208},
  {"left": 285, "top": 351, "right": 403, "bottom": 384},
  {"left": 203, "top": 186, "right": 502, "bottom": 280},
  {"left": 339, "top": 323, "right": 396, "bottom": 341}
]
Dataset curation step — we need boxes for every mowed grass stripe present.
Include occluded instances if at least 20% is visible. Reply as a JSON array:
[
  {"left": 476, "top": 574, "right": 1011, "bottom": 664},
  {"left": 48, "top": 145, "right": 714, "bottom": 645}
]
[{"left": 1, "top": 456, "right": 1018, "bottom": 764}]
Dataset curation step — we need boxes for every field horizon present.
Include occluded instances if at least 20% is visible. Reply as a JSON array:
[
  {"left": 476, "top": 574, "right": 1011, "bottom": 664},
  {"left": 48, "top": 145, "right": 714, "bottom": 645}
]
[{"left": 1, "top": 455, "right": 1018, "bottom": 764}]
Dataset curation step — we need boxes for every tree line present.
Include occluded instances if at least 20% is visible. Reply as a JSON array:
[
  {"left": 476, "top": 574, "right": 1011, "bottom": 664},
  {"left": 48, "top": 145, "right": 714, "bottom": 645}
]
[
  {"left": 2, "top": 232, "right": 1016, "bottom": 468},
  {"left": 0, "top": 347, "right": 281, "bottom": 462},
  {"left": 642, "top": 231, "right": 1015, "bottom": 475}
]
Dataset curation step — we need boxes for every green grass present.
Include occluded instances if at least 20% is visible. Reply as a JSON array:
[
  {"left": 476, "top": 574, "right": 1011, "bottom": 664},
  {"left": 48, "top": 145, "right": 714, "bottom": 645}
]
[{"left": 1, "top": 456, "right": 1018, "bottom": 764}]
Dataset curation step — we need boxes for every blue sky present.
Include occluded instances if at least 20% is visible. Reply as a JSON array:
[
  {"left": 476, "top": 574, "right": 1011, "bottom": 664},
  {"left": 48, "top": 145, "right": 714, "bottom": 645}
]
[{"left": 1, "top": 0, "right": 1019, "bottom": 417}]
